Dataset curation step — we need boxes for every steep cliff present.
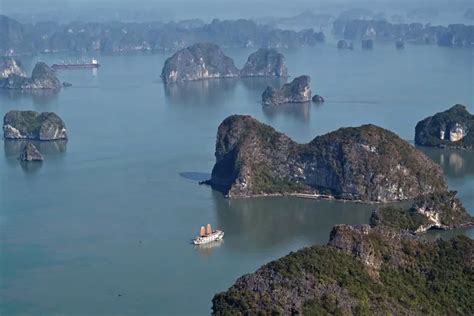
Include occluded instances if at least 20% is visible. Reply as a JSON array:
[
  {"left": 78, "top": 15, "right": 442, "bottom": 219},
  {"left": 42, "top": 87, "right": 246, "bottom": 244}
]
[
  {"left": 262, "top": 75, "right": 312, "bottom": 105},
  {"left": 161, "top": 43, "right": 239, "bottom": 83},
  {"left": 3, "top": 110, "right": 68, "bottom": 140},
  {"left": 212, "top": 224, "right": 474, "bottom": 315},
  {"left": 370, "top": 191, "right": 474, "bottom": 233},
  {"left": 0, "top": 57, "right": 26, "bottom": 78},
  {"left": 415, "top": 104, "right": 473, "bottom": 149},
  {"left": 0, "top": 62, "right": 61, "bottom": 90},
  {"left": 206, "top": 115, "right": 447, "bottom": 201},
  {"left": 240, "top": 48, "right": 288, "bottom": 77}
]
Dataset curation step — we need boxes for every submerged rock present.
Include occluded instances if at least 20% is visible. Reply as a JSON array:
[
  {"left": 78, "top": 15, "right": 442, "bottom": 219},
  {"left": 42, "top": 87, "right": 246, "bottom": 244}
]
[
  {"left": 312, "top": 94, "right": 325, "bottom": 103},
  {"left": 415, "top": 104, "right": 473, "bottom": 149},
  {"left": 19, "top": 143, "right": 44, "bottom": 161},
  {"left": 3, "top": 110, "right": 68, "bottom": 140},
  {"left": 205, "top": 115, "right": 447, "bottom": 201},
  {"left": 212, "top": 222, "right": 474, "bottom": 315},
  {"left": 240, "top": 48, "right": 288, "bottom": 77},
  {"left": 362, "top": 38, "right": 374, "bottom": 49},
  {"left": 0, "top": 62, "right": 61, "bottom": 90},
  {"left": 0, "top": 57, "right": 26, "bottom": 78},
  {"left": 161, "top": 43, "right": 239, "bottom": 84},
  {"left": 337, "top": 39, "right": 354, "bottom": 50},
  {"left": 262, "top": 75, "right": 311, "bottom": 105}
]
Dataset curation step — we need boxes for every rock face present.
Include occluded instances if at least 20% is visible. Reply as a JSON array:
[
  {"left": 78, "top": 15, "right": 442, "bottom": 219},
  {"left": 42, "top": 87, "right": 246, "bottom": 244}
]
[
  {"left": 262, "top": 75, "right": 311, "bottom": 105},
  {"left": 205, "top": 115, "right": 447, "bottom": 201},
  {"left": 212, "top": 223, "right": 474, "bottom": 315},
  {"left": 370, "top": 191, "right": 474, "bottom": 233},
  {"left": 415, "top": 104, "right": 473, "bottom": 149},
  {"left": 19, "top": 143, "right": 44, "bottom": 161},
  {"left": 312, "top": 94, "right": 325, "bottom": 103},
  {"left": 240, "top": 48, "right": 288, "bottom": 77},
  {"left": 361, "top": 38, "right": 374, "bottom": 49},
  {"left": 0, "top": 62, "right": 61, "bottom": 90},
  {"left": 337, "top": 39, "right": 353, "bottom": 49},
  {"left": 161, "top": 43, "right": 239, "bottom": 84},
  {"left": 0, "top": 57, "right": 26, "bottom": 78},
  {"left": 3, "top": 110, "right": 68, "bottom": 140}
]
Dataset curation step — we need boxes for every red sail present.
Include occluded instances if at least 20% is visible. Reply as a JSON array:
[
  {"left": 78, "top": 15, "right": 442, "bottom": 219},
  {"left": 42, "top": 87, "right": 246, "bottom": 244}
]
[
  {"left": 206, "top": 224, "right": 212, "bottom": 235},
  {"left": 200, "top": 226, "right": 206, "bottom": 236}
]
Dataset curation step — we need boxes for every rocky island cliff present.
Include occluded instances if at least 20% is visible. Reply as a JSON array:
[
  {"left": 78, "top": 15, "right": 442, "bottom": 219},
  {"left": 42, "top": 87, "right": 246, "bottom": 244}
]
[
  {"left": 415, "top": 104, "right": 473, "bottom": 149},
  {"left": 205, "top": 115, "right": 447, "bottom": 202},
  {"left": 212, "top": 202, "right": 474, "bottom": 315},
  {"left": 3, "top": 110, "right": 67, "bottom": 140},
  {"left": 1, "top": 57, "right": 26, "bottom": 78},
  {"left": 162, "top": 45, "right": 290, "bottom": 83},
  {"left": 262, "top": 75, "right": 312, "bottom": 105},
  {"left": 0, "top": 61, "right": 61, "bottom": 90},
  {"left": 161, "top": 43, "right": 239, "bottom": 83},
  {"left": 240, "top": 48, "right": 288, "bottom": 77}
]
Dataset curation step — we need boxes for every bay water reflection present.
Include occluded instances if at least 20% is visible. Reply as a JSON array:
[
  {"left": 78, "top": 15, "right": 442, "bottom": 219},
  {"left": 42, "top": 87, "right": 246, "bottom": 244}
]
[{"left": 0, "top": 43, "right": 473, "bottom": 315}]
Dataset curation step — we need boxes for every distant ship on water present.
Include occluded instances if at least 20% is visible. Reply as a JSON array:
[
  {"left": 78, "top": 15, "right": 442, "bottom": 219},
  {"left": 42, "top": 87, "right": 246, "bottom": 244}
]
[
  {"left": 193, "top": 224, "right": 224, "bottom": 245},
  {"left": 52, "top": 58, "right": 100, "bottom": 70}
]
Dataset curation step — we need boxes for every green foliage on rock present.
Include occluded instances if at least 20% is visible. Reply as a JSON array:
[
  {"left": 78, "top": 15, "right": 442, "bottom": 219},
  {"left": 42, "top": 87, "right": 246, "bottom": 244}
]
[{"left": 212, "top": 225, "right": 474, "bottom": 315}]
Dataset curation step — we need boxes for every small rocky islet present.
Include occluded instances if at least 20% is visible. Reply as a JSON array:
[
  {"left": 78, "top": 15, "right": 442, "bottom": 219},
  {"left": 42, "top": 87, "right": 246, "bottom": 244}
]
[
  {"left": 160, "top": 43, "right": 240, "bottom": 84},
  {"left": 240, "top": 48, "right": 288, "bottom": 78},
  {"left": 337, "top": 39, "right": 354, "bottom": 50},
  {"left": 0, "top": 58, "right": 61, "bottom": 90},
  {"left": 3, "top": 110, "right": 68, "bottom": 140},
  {"left": 415, "top": 104, "right": 473, "bottom": 150},
  {"left": 261, "top": 75, "right": 312, "bottom": 106},
  {"left": 204, "top": 114, "right": 447, "bottom": 202},
  {"left": 161, "top": 44, "right": 288, "bottom": 84},
  {"left": 19, "top": 142, "right": 44, "bottom": 162}
]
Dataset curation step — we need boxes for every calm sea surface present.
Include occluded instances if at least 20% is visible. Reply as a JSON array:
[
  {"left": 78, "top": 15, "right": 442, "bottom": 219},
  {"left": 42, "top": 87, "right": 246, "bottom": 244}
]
[{"left": 1, "top": 42, "right": 473, "bottom": 315}]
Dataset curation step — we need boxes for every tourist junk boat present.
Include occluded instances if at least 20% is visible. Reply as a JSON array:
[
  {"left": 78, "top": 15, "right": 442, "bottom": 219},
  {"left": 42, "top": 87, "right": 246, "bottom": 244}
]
[
  {"left": 193, "top": 224, "right": 224, "bottom": 245},
  {"left": 52, "top": 58, "right": 100, "bottom": 70}
]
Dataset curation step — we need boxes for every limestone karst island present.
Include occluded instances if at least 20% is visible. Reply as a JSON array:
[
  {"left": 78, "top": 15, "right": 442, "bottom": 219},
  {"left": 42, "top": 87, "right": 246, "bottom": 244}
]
[{"left": 1, "top": 0, "right": 473, "bottom": 315}]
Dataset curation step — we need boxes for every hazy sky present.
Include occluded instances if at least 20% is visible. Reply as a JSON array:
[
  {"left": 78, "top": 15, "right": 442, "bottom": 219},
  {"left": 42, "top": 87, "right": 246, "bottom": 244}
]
[{"left": 1, "top": 0, "right": 472, "bottom": 23}]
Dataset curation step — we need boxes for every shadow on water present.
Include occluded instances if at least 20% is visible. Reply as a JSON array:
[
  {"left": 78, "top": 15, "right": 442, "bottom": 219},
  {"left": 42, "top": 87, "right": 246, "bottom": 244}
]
[
  {"left": 210, "top": 190, "right": 382, "bottom": 252},
  {"left": 19, "top": 160, "right": 43, "bottom": 173},
  {"left": 163, "top": 78, "right": 239, "bottom": 106},
  {"left": 0, "top": 89, "right": 59, "bottom": 106},
  {"left": 262, "top": 102, "right": 312, "bottom": 122},
  {"left": 419, "top": 147, "right": 474, "bottom": 178},
  {"left": 179, "top": 172, "right": 211, "bottom": 182}
]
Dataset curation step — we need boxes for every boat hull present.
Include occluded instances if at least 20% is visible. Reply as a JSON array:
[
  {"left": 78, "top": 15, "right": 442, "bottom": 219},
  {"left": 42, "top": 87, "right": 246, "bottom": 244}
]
[
  {"left": 52, "top": 64, "right": 100, "bottom": 70},
  {"left": 193, "top": 230, "right": 224, "bottom": 245}
]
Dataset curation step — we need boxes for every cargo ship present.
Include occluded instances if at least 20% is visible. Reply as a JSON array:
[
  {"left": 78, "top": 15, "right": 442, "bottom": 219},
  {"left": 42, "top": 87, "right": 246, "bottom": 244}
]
[
  {"left": 193, "top": 224, "right": 224, "bottom": 245},
  {"left": 52, "top": 58, "right": 100, "bottom": 70}
]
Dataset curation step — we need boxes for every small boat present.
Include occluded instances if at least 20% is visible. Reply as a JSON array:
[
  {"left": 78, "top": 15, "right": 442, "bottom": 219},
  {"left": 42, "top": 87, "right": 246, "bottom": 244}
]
[
  {"left": 193, "top": 223, "right": 224, "bottom": 245},
  {"left": 52, "top": 58, "right": 100, "bottom": 70}
]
